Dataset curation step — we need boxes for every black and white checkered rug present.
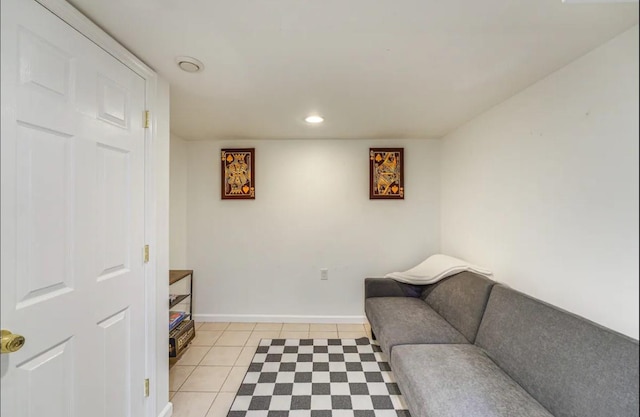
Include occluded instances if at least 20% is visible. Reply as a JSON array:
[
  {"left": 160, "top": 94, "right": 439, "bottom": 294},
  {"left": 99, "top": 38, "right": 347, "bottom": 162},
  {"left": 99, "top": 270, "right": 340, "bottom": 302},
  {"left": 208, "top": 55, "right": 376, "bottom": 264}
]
[{"left": 227, "top": 338, "right": 411, "bottom": 417}]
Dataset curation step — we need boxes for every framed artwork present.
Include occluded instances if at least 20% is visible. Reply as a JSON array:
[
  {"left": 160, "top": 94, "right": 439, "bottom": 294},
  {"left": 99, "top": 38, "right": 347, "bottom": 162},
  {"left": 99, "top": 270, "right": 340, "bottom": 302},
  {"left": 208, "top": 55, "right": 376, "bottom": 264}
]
[
  {"left": 369, "top": 148, "right": 404, "bottom": 199},
  {"left": 221, "top": 148, "right": 255, "bottom": 199}
]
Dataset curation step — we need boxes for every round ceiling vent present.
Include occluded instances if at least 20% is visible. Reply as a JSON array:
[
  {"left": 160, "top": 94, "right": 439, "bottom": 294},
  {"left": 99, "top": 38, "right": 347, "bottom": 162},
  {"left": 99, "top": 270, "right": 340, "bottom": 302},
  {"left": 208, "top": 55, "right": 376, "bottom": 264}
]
[{"left": 176, "top": 56, "right": 204, "bottom": 73}]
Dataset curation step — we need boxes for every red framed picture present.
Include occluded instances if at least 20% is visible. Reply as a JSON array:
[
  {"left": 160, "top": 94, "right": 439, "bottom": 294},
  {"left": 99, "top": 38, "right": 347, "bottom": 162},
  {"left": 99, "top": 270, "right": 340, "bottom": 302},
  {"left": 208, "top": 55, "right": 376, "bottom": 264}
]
[
  {"left": 221, "top": 148, "right": 255, "bottom": 199},
  {"left": 370, "top": 148, "right": 404, "bottom": 199}
]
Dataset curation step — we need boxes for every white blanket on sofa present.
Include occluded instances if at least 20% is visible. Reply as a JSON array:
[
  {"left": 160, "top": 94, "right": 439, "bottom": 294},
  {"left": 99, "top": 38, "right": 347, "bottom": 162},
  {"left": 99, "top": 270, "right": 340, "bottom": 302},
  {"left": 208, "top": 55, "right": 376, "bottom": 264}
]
[{"left": 385, "top": 254, "right": 493, "bottom": 285}]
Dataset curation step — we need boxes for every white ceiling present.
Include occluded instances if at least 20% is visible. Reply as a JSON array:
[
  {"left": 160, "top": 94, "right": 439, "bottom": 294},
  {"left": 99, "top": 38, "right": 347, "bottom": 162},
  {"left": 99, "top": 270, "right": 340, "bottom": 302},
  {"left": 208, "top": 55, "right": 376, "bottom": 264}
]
[{"left": 69, "top": 0, "right": 638, "bottom": 140}]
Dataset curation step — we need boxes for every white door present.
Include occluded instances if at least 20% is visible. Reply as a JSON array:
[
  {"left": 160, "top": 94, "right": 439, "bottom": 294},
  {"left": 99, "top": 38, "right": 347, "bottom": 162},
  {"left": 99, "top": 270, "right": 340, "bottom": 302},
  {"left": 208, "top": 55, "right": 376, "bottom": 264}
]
[{"left": 1, "top": 0, "right": 148, "bottom": 416}]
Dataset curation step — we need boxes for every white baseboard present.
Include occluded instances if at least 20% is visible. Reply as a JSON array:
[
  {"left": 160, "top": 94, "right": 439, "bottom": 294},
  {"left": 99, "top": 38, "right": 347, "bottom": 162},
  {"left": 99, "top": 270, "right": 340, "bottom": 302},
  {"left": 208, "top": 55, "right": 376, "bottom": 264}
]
[
  {"left": 193, "top": 314, "right": 367, "bottom": 324},
  {"left": 158, "top": 402, "right": 173, "bottom": 417}
]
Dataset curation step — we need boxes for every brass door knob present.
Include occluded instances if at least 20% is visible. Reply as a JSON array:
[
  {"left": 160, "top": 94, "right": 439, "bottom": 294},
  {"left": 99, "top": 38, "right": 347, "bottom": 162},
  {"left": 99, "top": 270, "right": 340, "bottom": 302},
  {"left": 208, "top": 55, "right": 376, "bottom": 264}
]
[{"left": 1, "top": 330, "right": 26, "bottom": 353}]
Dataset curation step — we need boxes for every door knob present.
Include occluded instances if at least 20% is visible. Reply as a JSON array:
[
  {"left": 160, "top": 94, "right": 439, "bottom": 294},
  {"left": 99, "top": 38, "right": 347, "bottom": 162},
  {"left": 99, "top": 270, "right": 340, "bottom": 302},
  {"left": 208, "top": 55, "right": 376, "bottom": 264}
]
[{"left": 1, "top": 330, "right": 26, "bottom": 353}]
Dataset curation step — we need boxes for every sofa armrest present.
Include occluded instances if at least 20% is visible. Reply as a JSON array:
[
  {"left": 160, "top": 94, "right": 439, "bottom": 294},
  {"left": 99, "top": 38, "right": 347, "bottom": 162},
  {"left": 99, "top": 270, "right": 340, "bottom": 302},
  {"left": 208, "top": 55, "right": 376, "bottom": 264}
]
[{"left": 364, "top": 278, "right": 422, "bottom": 299}]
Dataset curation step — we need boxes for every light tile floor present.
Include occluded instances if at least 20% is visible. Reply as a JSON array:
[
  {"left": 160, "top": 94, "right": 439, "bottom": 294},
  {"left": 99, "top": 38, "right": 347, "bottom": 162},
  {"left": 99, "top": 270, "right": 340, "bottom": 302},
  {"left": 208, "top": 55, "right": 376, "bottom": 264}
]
[{"left": 169, "top": 322, "right": 372, "bottom": 417}]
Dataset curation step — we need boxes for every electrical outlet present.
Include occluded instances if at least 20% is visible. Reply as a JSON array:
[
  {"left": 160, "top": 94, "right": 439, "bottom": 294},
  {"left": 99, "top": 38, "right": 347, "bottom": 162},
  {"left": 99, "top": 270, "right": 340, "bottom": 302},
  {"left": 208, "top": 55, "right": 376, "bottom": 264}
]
[{"left": 320, "top": 268, "right": 329, "bottom": 280}]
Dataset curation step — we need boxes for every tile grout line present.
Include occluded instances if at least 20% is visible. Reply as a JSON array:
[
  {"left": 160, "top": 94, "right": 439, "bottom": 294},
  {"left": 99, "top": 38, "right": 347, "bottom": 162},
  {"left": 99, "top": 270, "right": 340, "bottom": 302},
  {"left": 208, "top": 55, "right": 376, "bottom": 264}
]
[
  {"left": 202, "top": 392, "right": 218, "bottom": 417},
  {"left": 172, "top": 363, "right": 198, "bottom": 393},
  {"left": 196, "top": 345, "right": 215, "bottom": 366}
]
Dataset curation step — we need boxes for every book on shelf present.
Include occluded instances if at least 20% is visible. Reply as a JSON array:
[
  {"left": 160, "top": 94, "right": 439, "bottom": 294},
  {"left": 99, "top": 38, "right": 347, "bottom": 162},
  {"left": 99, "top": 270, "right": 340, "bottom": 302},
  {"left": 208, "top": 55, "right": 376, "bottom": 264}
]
[
  {"left": 169, "top": 311, "right": 187, "bottom": 331},
  {"left": 169, "top": 320, "right": 195, "bottom": 357}
]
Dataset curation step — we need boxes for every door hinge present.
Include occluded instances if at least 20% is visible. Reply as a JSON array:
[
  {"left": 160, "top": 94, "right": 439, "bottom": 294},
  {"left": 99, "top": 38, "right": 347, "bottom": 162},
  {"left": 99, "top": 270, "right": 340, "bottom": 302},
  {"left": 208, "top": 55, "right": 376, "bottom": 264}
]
[
  {"left": 144, "top": 245, "right": 150, "bottom": 263},
  {"left": 144, "top": 378, "right": 150, "bottom": 397},
  {"left": 144, "top": 110, "right": 150, "bottom": 128}
]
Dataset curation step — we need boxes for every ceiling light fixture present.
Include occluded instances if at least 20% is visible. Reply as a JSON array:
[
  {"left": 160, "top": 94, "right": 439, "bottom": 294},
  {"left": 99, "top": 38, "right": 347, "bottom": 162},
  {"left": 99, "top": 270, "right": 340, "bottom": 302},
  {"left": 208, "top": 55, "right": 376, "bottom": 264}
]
[
  {"left": 305, "top": 115, "right": 324, "bottom": 124},
  {"left": 176, "top": 56, "right": 204, "bottom": 73}
]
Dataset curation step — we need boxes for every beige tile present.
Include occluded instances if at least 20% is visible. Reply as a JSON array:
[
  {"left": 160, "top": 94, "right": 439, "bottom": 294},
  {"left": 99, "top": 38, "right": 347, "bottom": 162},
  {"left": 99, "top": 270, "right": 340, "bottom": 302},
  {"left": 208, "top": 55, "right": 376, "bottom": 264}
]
[
  {"left": 282, "top": 323, "right": 310, "bottom": 332},
  {"left": 309, "top": 331, "right": 339, "bottom": 339},
  {"left": 254, "top": 322, "right": 283, "bottom": 331},
  {"left": 245, "top": 331, "right": 280, "bottom": 347},
  {"left": 220, "top": 366, "right": 249, "bottom": 392},
  {"left": 227, "top": 322, "right": 256, "bottom": 331},
  {"left": 171, "top": 392, "right": 216, "bottom": 417},
  {"left": 170, "top": 391, "right": 176, "bottom": 400},
  {"left": 176, "top": 346, "right": 211, "bottom": 366},
  {"left": 180, "top": 366, "right": 232, "bottom": 392},
  {"left": 195, "top": 322, "right": 204, "bottom": 330},
  {"left": 200, "top": 322, "right": 230, "bottom": 331},
  {"left": 279, "top": 331, "right": 309, "bottom": 339},
  {"left": 205, "top": 392, "right": 236, "bottom": 417},
  {"left": 192, "top": 331, "right": 223, "bottom": 346},
  {"left": 309, "top": 323, "right": 337, "bottom": 332},
  {"left": 339, "top": 331, "right": 369, "bottom": 339},
  {"left": 235, "top": 346, "right": 258, "bottom": 366},
  {"left": 337, "top": 323, "right": 366, "bottom": 332},
  {"left": 170, "top": 365, "right": 196, "bottom": 391},
  {"left": 200, "top": 346, "right": 243, "bottom": 366},
  {"left": 215, "top": 331, "right": 252, "bottom": 346}
]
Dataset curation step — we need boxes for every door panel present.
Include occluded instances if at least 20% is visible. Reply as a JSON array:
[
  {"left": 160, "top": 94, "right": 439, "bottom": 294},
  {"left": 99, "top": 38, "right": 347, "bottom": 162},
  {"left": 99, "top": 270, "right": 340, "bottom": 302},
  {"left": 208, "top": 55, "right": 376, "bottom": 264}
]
[
  {"left": 1, "top": 1, "right": 147, "bottom": 416},
  {"left": 97, "top": 75, "right": 130, "bottom": 128},
  {"left": 97, "top": 143, "right": 131, "bottom": 279},
  {"left": 16, "top": 125, "right": 75, "bottom": 307},
  {"left": 17, "top": 27, "right": 75, "bottom": 135},
  {"left": 18, "top": 27, "right": 71, "bottom": 97},
  {"left": 98, "top": 309, "right": 131, "bottom": 417},
  {"left": 16, "top": 339, "right": 74, "bottom": 417}
]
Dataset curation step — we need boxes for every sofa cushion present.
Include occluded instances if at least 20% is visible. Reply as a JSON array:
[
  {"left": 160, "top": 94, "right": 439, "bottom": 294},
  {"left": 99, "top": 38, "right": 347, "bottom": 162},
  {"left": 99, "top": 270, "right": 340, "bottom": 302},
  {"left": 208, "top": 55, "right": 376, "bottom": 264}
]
[
  {"left": 392, "top": 344, "right": 553, "bottom": 417},
  {"left": 365, "top": 297, "right": 468, "bottom": 358},
  {"left": 476, "top": 285, "right": 640, "bottom": 417},
  {"left": 420, "top": 271, "right": 494, "bottom": 343}
]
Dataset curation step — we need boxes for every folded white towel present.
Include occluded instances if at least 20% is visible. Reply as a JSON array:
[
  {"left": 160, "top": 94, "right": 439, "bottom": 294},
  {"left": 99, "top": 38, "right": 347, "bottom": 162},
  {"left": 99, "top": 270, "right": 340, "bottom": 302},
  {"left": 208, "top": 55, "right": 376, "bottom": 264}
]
[{"left": 385, "top": 254, "right": 492, "bottom": 285}]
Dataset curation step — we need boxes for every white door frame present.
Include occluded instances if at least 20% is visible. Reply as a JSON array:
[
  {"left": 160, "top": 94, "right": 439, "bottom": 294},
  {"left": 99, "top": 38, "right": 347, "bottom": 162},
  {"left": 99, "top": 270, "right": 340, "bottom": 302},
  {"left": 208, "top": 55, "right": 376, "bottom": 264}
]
[{"left": 32, "top": 1, "right": 163, "bottom": 416}]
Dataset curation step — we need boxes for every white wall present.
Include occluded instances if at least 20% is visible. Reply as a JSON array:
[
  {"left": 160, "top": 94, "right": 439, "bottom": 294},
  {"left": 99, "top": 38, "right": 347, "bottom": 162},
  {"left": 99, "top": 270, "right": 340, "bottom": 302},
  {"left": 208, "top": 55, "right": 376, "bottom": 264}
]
[
  {"left": 186, "top": 139, "right": 440, "bottom": 321},
  {"left": 170, "top": 134, "right": 189, "bottom": 269},
  {"left": 440, "top": 26, "right": 639, "bottom": 338}
]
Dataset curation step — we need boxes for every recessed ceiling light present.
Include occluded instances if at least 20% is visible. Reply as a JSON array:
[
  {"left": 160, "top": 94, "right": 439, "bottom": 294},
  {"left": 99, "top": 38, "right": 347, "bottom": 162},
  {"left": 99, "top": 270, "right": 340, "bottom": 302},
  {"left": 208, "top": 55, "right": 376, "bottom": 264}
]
[
  {"left": 305, "top": 115, "right": 324, "bottom": 124},
  {"left": 176, "top": 56, "right": 204, "bottom": 73}
]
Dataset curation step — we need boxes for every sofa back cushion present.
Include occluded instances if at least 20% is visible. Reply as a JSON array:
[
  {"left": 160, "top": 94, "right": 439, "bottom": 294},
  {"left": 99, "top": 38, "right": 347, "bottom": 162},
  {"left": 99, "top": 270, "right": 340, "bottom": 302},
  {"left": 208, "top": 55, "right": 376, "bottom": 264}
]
[
  {"left": 475, "top": 285, "right": 639, "bottom": 417},
  {"left": 420, "top": 271, "right": 494, "bottom": 343}
]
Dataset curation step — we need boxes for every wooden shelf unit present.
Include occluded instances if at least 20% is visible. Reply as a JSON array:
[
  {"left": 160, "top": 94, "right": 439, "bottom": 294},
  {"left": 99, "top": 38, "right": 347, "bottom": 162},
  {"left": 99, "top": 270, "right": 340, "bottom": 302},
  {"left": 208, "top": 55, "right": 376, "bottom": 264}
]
[
  {"left": 170, "top": 269, "right": 194, "bottom": 285},
  {"left": 169, "top": 269, "right": 194, "bottom": 358}
]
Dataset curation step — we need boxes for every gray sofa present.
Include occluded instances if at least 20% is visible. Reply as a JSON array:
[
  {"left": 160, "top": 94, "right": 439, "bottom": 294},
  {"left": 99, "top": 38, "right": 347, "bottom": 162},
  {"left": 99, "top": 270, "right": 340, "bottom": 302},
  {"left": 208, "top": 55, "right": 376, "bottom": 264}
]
[{"left": 364, "top": 272, "right": 639, "bottom": 417}]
